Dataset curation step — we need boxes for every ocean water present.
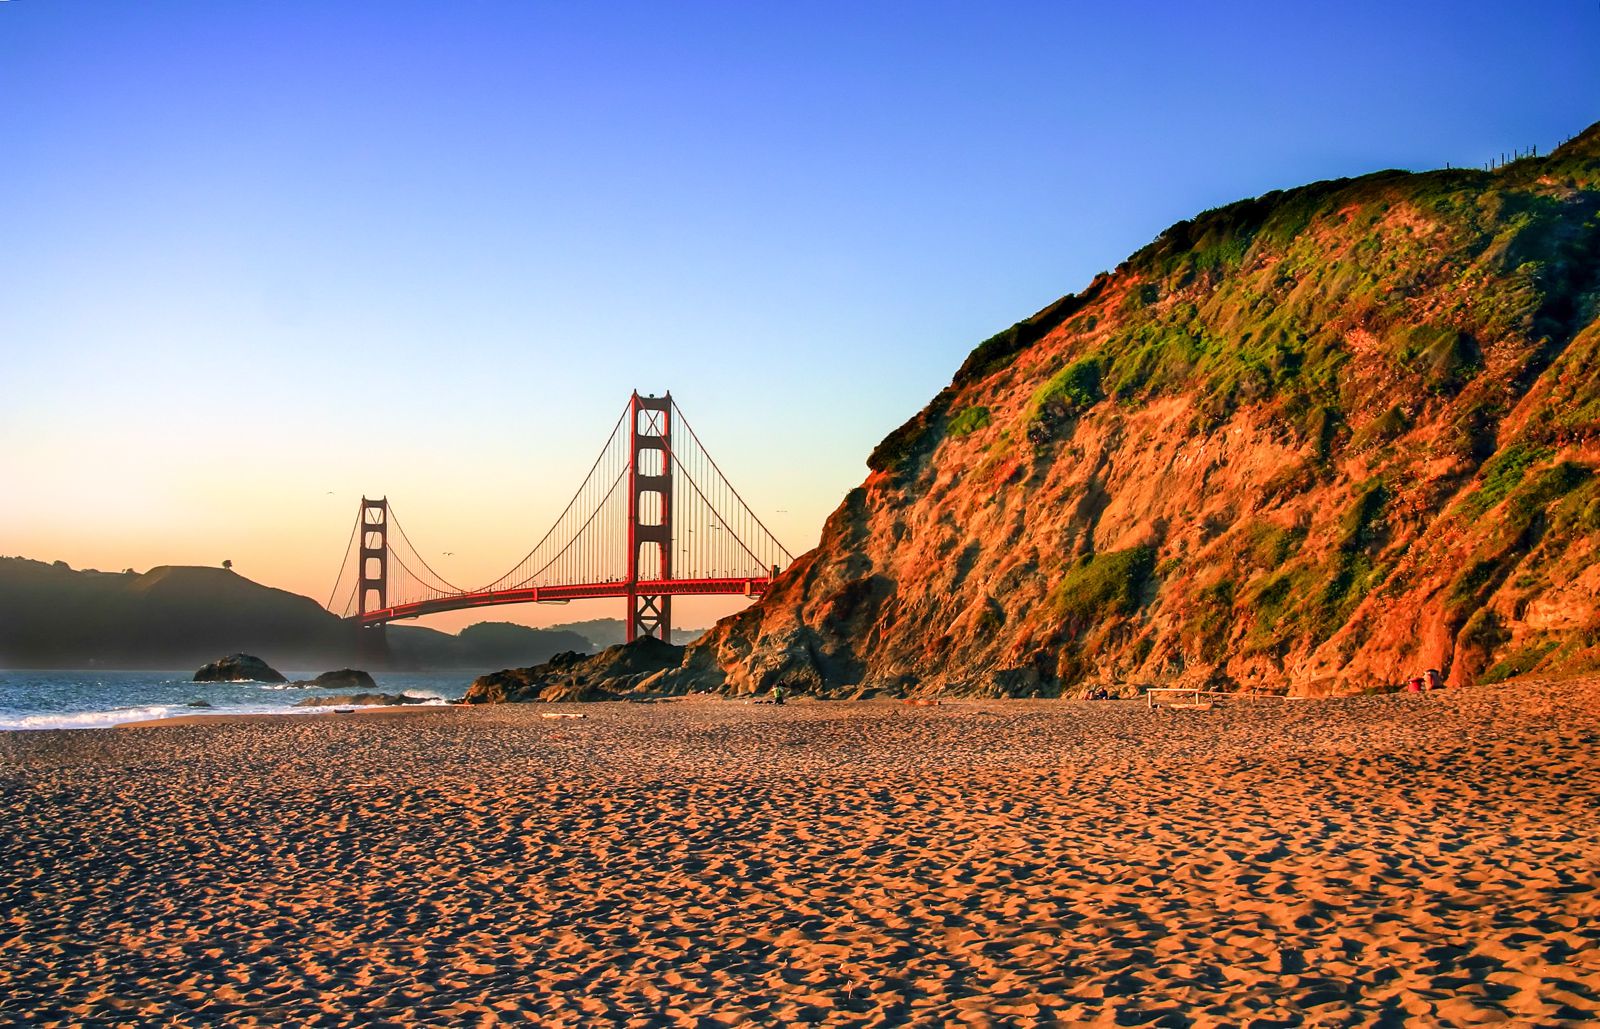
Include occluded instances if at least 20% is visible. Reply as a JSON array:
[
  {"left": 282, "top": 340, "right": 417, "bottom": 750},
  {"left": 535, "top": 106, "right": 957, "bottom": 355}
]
[{"left": 0, "top": 669, "right": 472, "bottom": 730}]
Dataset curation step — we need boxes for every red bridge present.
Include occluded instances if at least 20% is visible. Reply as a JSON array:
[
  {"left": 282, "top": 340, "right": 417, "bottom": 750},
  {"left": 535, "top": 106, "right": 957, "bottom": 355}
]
[{"left": 327, "top": 392, "right": 793, "bottom": 642}]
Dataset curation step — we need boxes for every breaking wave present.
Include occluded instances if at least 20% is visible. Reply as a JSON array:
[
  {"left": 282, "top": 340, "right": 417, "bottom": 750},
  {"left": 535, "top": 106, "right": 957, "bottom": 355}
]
[{"left": 0, "top": 705, "right": 178, "bottom": 731}]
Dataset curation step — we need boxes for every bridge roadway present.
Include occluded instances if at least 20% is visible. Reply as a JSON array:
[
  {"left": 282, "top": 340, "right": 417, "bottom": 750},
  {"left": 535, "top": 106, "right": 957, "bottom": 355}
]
[{"left": 357, "top": 576, "right": 774, "bottom": 626}]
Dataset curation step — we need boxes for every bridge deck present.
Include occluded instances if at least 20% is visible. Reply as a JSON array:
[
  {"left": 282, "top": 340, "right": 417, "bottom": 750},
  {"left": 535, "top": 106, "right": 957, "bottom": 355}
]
[{"left": 356, "top": 576, "right": 772, "bottom": 625}]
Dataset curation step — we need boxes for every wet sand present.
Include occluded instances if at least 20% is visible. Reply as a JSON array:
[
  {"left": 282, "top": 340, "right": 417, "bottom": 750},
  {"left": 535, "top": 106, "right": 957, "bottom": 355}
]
[{"left": 1, "top": 679, "right": 1597, "bottom": 1026}]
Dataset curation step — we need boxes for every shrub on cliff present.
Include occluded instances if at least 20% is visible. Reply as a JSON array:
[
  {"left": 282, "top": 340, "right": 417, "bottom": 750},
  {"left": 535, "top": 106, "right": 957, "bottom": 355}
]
[
  {"left": 1050, "top": 547, "right": 1156, "bottom": 629},
  {"left": 947, "top": 406, "right": 991, "bottom": 437},
  {"left": 1031, "top": 357, "right": 1104, "bottom": 417}
]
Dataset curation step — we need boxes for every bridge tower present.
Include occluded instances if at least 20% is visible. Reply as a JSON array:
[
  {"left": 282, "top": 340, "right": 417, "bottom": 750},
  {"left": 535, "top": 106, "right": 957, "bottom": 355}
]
[
  {"left": 627, "top": 392, "right": 672, "bottom": 642},
  {"left": 358, "top": 497, "right": 390, "bottom": 660}
]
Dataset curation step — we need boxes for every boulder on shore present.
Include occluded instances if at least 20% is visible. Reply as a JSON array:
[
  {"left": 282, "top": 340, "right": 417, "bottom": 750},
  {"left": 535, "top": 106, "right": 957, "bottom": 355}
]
[
  {"left": 296, "top": 669, "right": 377, "bottom": 690},
  {"left": 461, "top": 636, "right": 685, "bottom": 704},
  {"left": 194, "top": 653, "right": 286, "bottom": 683},
  {"left": 291, "top": 692, "right": 428, "bottom": 708}
]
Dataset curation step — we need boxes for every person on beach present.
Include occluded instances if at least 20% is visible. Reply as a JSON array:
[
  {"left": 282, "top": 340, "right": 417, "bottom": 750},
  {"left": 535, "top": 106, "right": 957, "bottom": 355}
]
[
  {"left": 1405, "top": 676, "right": 1425, "bottom": 693},
  {"left": 1426, "top": 668, "right": 1444, "bottom": 690},
  {"left": 772, "top": 685, "right": 785, "bottom": 706}
]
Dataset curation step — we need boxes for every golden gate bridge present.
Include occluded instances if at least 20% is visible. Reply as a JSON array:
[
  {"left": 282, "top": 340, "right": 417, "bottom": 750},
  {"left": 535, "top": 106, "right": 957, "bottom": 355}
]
[{"left": 325, "top": 391, "right": 793, "bottom": 642}]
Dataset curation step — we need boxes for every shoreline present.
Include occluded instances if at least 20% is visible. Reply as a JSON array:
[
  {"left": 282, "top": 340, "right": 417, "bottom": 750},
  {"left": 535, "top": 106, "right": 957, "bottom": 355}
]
[
  {"left": 102, "top": 675, "right": 1539, "bottom": 730},
  {"left": 120, "top": 702, "right": 462, "bottom": 729},
  {"left": 3, "top": 675, "right": 1596, "bottom": 1023},
  {"left": 0, "top": 667, "right": 460, "bottom": 732},
  {"left": 4, "top": 669, "right": 1570, "bottom": 735}
]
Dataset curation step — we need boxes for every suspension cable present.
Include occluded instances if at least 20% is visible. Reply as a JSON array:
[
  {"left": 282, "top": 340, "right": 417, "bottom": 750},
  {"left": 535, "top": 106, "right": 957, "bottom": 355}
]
[
  {"left": 388, "top": 506, "right": 465, "bottom": 594},
  {"left": 503, "top": 465, "right": 629, "bottom": 589},
  {"left": 477, "top": 400, "right": 630, "bottom": 592},
  {"left": 659, "top": 433, "right": 776, "bottom": 573},
  {"left": 665, "top": 400, "right": 790, "bottom": 566},
  {"left": 339, "top": 577, "right": 360, "bottom": 620},
  {"left": 387, "top": 543, "right": 455, "bottom": 602},
  {"left": 671, "top": 400, "right": 793, "bottom": 564},
  {"left": 324, "top": 504, "right": 362, "bottom": 610}
]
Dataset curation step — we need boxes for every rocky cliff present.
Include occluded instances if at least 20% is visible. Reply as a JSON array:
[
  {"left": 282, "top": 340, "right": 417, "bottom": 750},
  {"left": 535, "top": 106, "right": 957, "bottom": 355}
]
[
  {"left": 462, "top": 637, "right": 685, "bottom": 703},
  {"left": 676, "top": 122, "right": 1600, "bottom": 697}
]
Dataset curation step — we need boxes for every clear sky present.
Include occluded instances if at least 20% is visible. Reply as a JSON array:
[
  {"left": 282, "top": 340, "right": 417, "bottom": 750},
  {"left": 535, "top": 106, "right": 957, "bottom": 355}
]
[{"left": 3, "top": 1, "right": 1598, "bottom": 632}]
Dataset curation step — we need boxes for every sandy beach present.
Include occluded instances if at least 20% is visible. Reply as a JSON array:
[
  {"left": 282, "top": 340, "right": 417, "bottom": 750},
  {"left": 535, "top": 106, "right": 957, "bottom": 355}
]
[{"left": 2, "top": 680, "right": 1598, "bottom": 1026}]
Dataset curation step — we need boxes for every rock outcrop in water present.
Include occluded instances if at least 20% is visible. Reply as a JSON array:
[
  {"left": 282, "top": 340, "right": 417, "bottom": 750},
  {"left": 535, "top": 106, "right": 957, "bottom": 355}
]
[
  {"left": 194, "top": 654, "right": 286, "bottom": 684},
  {"left": 462, "top": 637, "right": 685, "bottom": 703},
  {"left": 674, "top": 122, "right": 1600, "bottom": 698},
  {"left": 298, "top": 669, "right": 377, "bottom": 690},
  {"left": 291, "top": 693, "right": 425, "bottom": 708}
]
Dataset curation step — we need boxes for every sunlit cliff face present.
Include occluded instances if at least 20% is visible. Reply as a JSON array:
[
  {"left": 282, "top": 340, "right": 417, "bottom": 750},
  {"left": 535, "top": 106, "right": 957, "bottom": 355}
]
[{"left": 676, "top": 125, "right": 1600, "bottom": 697}]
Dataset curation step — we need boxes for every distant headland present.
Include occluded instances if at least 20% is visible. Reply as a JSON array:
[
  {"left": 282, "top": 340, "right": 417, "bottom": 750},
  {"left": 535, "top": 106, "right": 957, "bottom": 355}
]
[{"left": 0, "top": 557, "right": 701, "bottom": 671}]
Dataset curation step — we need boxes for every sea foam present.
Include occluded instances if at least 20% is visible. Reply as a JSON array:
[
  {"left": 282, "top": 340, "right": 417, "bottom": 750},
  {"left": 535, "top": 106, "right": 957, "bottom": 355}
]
[{"left": 0, "top": 705, "right": 177, "bottom": 731}]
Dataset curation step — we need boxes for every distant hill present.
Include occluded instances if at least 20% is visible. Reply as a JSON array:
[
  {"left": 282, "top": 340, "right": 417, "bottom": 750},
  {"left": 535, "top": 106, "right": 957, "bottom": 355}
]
[
  {"left": 0, "top": 558, "right": 359, "bottom": 669},
  {"left": 387, "top": 621, "right": 595, "bottom": 670},
  {"left": 545, "top": 618, "right": 708, "bottom": 649},
  {"left": 0, "top": 558, "right": 647, "bottom": 672}
]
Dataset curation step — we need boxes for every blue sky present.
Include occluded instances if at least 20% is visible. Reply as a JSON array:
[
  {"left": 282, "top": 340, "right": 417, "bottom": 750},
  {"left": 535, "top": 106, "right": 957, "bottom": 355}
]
[{"left": 3, "top": 1, "right": 1597, "bottom": 629}]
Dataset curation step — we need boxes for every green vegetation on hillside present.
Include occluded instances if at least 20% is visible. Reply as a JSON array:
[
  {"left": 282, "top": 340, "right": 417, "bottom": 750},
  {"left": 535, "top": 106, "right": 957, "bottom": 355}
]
[
  {"left": 995, "top": 125, "right": 1600, "bottom": 677},
  {"left": 1460, "top": 443, "right": 1554, "bottom": 517},
  {"left": 1030, "top": 357, "right": 1104, "bottom": 417},
  {"left": 947, "top": 405, "right": 991, "bottom": 436},
  {"left": 980, "top": 142, "right": 1600, "bottom": 459},
  {"left": 1050, "top": 546, "right": 1156, "bottom": 627}
]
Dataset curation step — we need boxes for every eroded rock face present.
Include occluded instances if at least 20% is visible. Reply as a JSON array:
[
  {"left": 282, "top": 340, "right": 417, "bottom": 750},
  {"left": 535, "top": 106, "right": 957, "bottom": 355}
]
[
  {"left": 194, "top": 654, "right": 286, "bottom": 683},
  {"left": 682, "top": 123, "right": 1600, "bottom": 698},
  {"left": 461, "top": 637, "right": 685, "bottom": 703}
]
